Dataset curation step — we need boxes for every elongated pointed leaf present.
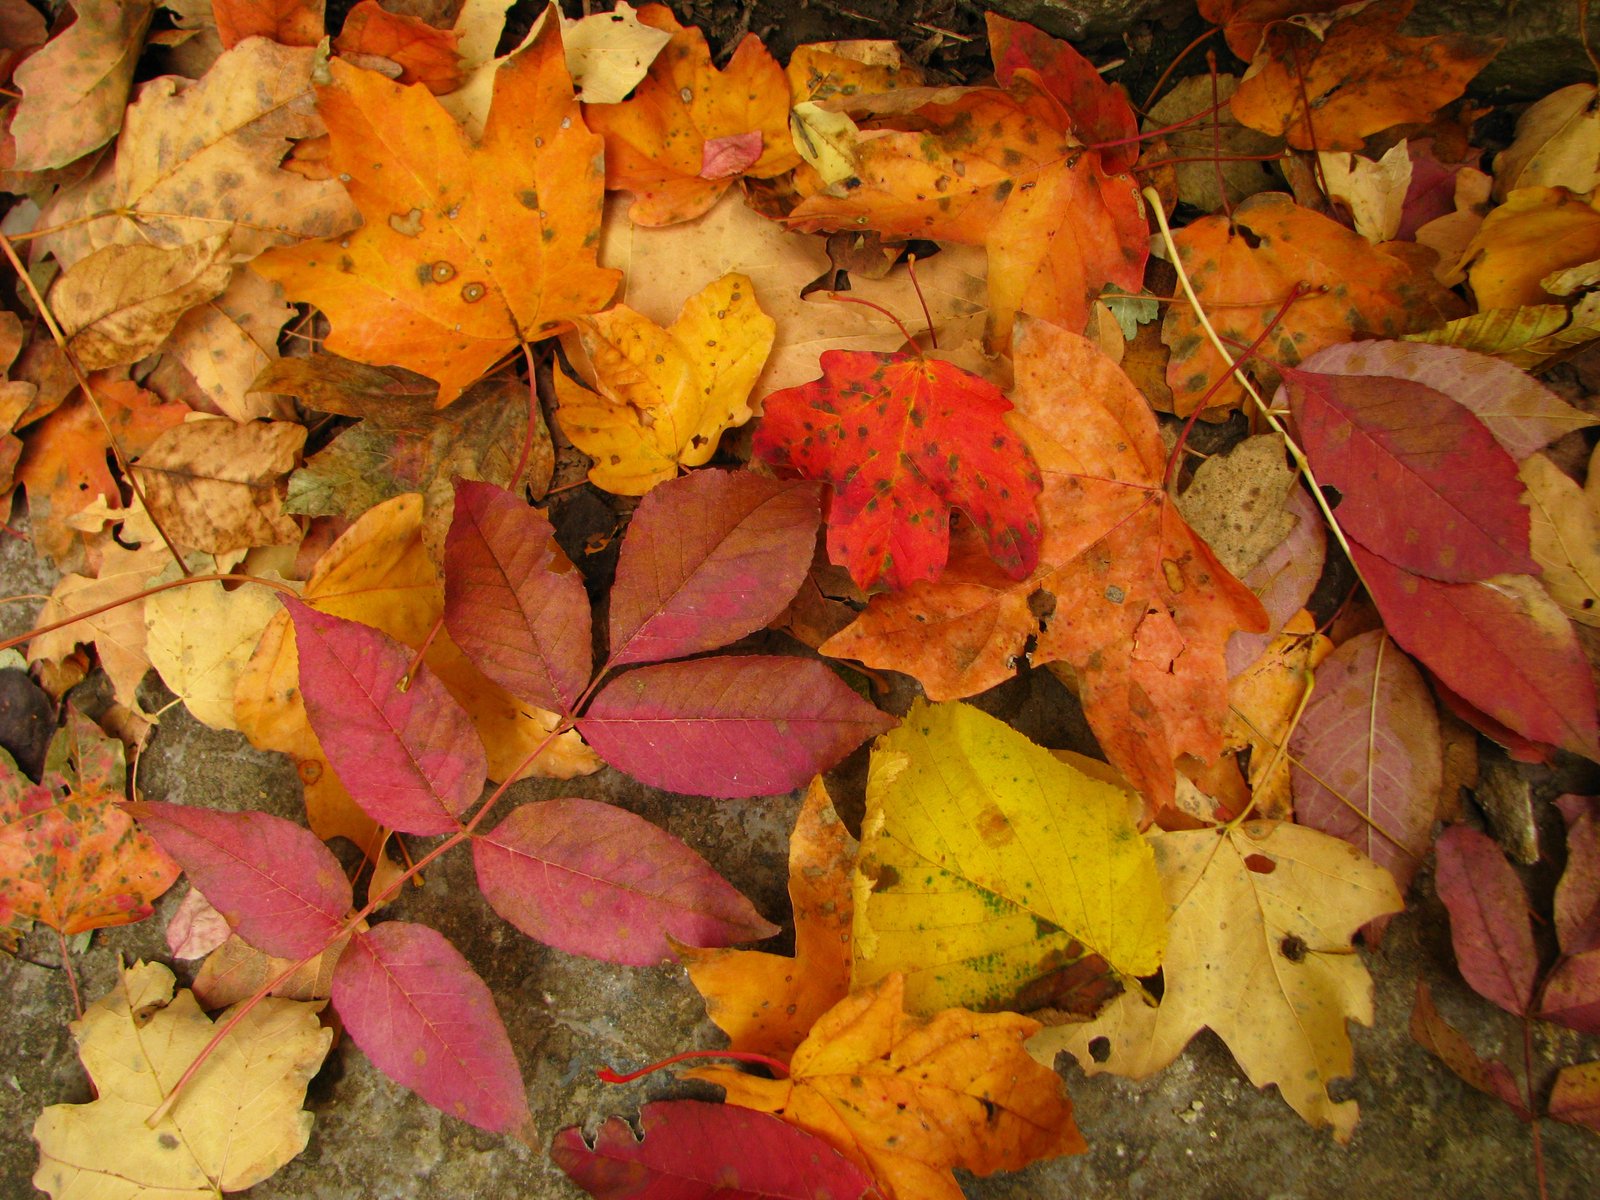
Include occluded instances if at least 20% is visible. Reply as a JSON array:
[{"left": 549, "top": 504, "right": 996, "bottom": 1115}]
[
  {"left": 444, "top": 480, "right": 592, "bottom": 713},
  {"left": 607, "top": 469, "right": 821, "bottom": 667},
  {"left": 289, "top": 599, "right": 486, "bottom": 836},
  {"left": 1410, "top": 981, "right": 1528, "bottom": 1116},
  {"left": 472, "top": 798, "right": 777, "bottom": 965},
  {"left": 1556, "top": 794, "right": 1600, "bottom": 955},
  {"left": 577, "top": 657, "right": 895, "bottom": 797},
  {"left": 552, "top": 1099, "right": 881, "bottom": 1199},
  {"left": 1286, "top": 368, "right": 1534, "bottom": 581},
  {"left": 126, "top": 803, "right": 349, "bottom": 959},
  {"left": 1434, "top": 826, "right": 1538, "bottom": 1017},
  {"left": 1540, "top": 949, "right": 1600, "bottom": 1034},
  {"left": 330, "top": 921, "right": 533, "bottom": 1140}
]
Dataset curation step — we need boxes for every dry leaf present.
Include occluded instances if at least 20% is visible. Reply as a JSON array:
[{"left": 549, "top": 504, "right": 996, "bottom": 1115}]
[
  {"left": 1521, "top": 448, "right": 1600, "bottom": 626},
  {"left": 145, "top": 578, "right": 287, "bottom": 730},
  {"left": 1494, "top": 83, "right": 1600, "bottom": 199},
  {"left": 560, "top": 0, "right": 671, "bottom": 104}
]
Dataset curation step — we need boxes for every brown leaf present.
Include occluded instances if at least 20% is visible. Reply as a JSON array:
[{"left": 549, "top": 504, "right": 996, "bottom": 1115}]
[{"left": 132, "top": 419, "right": 305, "bottom": 555}]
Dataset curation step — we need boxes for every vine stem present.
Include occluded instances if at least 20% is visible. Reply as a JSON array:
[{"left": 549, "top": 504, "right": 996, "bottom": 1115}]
[
  {"left": 1524, "top": 1014, "right": 1549, "bottom": 1200},
  {"left": 146, "top": 723, "right": 571, "bottom": 1128},
  {"left": 1143, "top": 186, "right": 1360, "bottom": 573},
  {"left": 596, "top": 1048, "right": 791, "bottom": 1084}
]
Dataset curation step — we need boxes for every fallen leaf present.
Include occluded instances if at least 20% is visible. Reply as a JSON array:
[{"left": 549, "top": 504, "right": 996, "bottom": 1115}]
[
  {"left": 1043, "top": 819, "right": 1402, "bottom": 1142},
  {"left": 1223, "top": 612, "right": 1331, "bottom": 819},
  {"left": 678, "top": 777, "right": 855, "bottom": 1059},
  {"left": 1225, "top": 487, "right": 1326, "bottom": 676},
  {"left": 1198, "top": 0, "right": 1347, "bottom": 61},
  {"left": 145, "top": 577, "right": 285, "bottom": 731},
  {"left": 1177, "top": 433, "right": 1298, "bottom": 580},
  {"left": 31, "top": 960, "right": 330, "bottom": 1198},
  {"left": 554, "top": 272, "right": 774, "bottom": 495},
  {"left": 1548, "top": 1060, "right": 1600, "bottom": 1132},
  {"left": 213, "top": 0, "right": 322, "bottom": 48},
  {"left": 1163, "top": 192, "right": 1462, "bottom": 414},
  {"left": 1434, "top": 825, "right": 1538, "bottom": 1016},
  {"left": 1540, "top": 949, "right": 1600, "bottom": 1034},
  {"left": 1228, "top": 0, "right": 1499, "bottom": 151},
  {"left": 560, "top": 1, "right": 671, "bottom": 104},
  {"left": 133, "top": 418, "right": 306, "bottom": 555},
  {"left": 1459, "top": 186, "right": 1600, "bottom": 311},
  {"left": 192, "top": 928, "right": 347, "bottom": 1009},
  {"left": 1319, "top": 140, "right": 1413, "bottom": 243},
  {"left": 1521, "top": 450, "right": 1600, "bottom": 627},
  {"left": 1556, "top": 793, "right": 1600, "bottom": 955},
  {"left": 334, "top": 0, "right": 462, "bottom": 94},
  {"left": 581, "top": 5, "right": 797, "bottom": 225},
  {"left": 1406, "top": 297, "right": 1600, "bottom": 373},
  {"left": 785, "top": 40, "right": 921, "bottom": 103},
  {"left": 10, "top": 0, "right": 155, "bottom": 170},
  {"left": 165, "top": 886, "right": 233, "bottom": 961},
  {"left": 1409, "top": 981, "right": 1528, "bottom": 1116},
  {"left": 253, "top": 16, "right": 619, "bottom": 404},
  {"left": 1289, "top": 629, "right": 1439, "bottom": 903},
  {"left": 688, "top": 974, "right": 1085, "bottom": 1200},
  {"left": 851, "top": 699, "right": 1163, "bottom": 1014},
  {"left": 755, "top": 347, "right": 1041, "bottom": 591},
  {"left": 161, "top": 270, "right": 296, "bottom": 422},
  {"left": 1494, "top": 83, "right": 1600, "bottom": 198}
]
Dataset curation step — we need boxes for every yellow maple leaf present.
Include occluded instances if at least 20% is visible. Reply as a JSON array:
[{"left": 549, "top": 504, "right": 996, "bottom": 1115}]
[
  {"left": 688, "top": 974, "right": 1084, "bottom": 1200},
  {"left": 31, "top": 960, "right": 330, "bottom": 1198},
  {"left": 554, "top": 272, "right": 774, "bottom": 495},
  {"left": 1034, "top": 819, "right": 1402, "bottom": 1142}
]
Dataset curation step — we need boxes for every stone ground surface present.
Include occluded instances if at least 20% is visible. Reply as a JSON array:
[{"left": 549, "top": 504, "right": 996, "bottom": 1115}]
[{"left": 2, "top": 510, "right": 1599, "bottom": 1198}]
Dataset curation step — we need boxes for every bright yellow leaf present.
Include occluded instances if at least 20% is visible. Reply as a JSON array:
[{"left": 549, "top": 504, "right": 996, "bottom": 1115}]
[
  {"left": 554, "top": 272, "right": 774, "bottom": 495},
  {"left": 852, "top": 698, "right": 1164, "bottom": 1014}
]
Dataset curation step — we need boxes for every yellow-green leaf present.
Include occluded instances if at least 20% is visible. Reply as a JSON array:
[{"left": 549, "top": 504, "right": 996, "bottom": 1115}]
[{"left": 852, "top": 698, "right": 1164, "bottom": 1014}]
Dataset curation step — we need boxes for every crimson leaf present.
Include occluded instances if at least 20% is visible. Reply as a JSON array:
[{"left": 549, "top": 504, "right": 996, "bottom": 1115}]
[{"left": 1434, "top": 825, "right": 1538, "bottom": 1017}]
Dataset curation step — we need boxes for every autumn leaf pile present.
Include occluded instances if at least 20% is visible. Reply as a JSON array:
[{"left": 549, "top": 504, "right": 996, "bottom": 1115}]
[{"left": 2, "top": 0, "right": 1600, "bottom": 1196}]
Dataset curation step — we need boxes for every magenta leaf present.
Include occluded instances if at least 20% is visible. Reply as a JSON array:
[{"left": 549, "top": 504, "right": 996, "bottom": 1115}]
[
  {"left": 443, "top": 479, "right": 593, "bottom": 714},
  {"left": 473, "top": 798, "right": 777, "bottom": 965},
  {"left": 578, "top": 657, "right": 896, "bottom": 797},
  {"left": 1285, "top": 367, "right": 1534, "bottom": 582},
  {"left": 553, "top": 1099, "right": 882, "bottom": 1199},
  {"left": 331, "top": 921, "right": 533, "bottom": 1141},
  {"left": 607, "top": 469, "right": 822, "bottom": 668},
  {"left": 1540, "top": 949, "right": 1600, "bottom": 1035},
  {"left": 1350, "top": 542, "right": 1600, "bottom": 760},
  {"left": 1556, "top": 794, "right": 1600, "bottom": 955},
  {"left": 1433, "top": 826, "right": 1539, "bottom": 1017},
  {"left": 126, "top": 802, "right": 349, "bottom": 959},
  {"left": 289, "top": 599, "right": 486, "bottom": 836},
  {"left": 1290, "top": 630, "right": 1439, "bottom": 901}
]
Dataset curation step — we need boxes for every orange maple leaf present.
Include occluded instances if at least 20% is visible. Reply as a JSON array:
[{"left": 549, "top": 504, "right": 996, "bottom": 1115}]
[
  {"left": 582, "top": 4, "right": 799, "bottom": 225},
  {"left": 786, "top": 72, "right": 1146, "bottom": 351},
  {"left": 253, "top": 13, "right": 619, "bottom": 405},
  {"left": 677, "top": 778, "right": 853, "bottom": 1061},
  {"left": 213, "top": 0, "right": 323, "bottom": 49},
  {"left": 822, "top": 319, "right": 1267, "bottom": 815},
  {"left": 334, "top": 1, "right": 463, "bottom": 95},
  {"left": 687, "top": 973, "right": 1085, "bottom": 1200}
]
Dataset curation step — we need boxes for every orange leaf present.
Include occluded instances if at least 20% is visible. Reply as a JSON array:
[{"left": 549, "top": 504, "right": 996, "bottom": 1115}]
[
  {"left": 213, "top": 0, "right": 323, "bottom": 49},
  {"left": 0, "top": 708, "right": 178, "bottom": 936},
  {"left": 334, "top": 1, "right": 463, "bottom": 95},
  {"left": 252, "top": 13, "right": 619, "bottom": 405},
  {"left": 1458, "top": 186, "right": 1600, "bottom": 311},
  {"left": 1162, "top": 192, "right": 1461, "bottom": 414},
  {"left": 677, "top": 778, "right": 853, "bottom": 1061},
  {"left": 823, "top": 320, "right": 1267, "bottom": 815},
  {"left": 1228, "top": 0, "right": 1500, "bottom": 151},
  {"left": 787, "top": 74, "right": 1145, "bottom": 351},
  {"left": 582, "top": 4, "right": 798, "bottom": 225},
  {"left": 687, "top": 974, "right": 1084, "bottom": 1200},
  {"left": 1197, "top": 0, "right": 1347, "bottom": 61}
]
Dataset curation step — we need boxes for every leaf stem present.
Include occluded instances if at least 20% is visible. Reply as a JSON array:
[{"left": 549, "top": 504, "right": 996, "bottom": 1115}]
[
  {"left": 54, "top": 928, "right": 84, "bottom": 1019},
  {"left": 1087, "top": 97, "right": 1227, "bottom": 151},
  {"left": 396, "top": 614, "right": 446, "bottom": 692},
  {"left": 904, "top": 254, "right": 938, "bottom": 350},
  {"left": 1524, "top": 1014, "right": 1550, "bottom": 1200},
  {"left": 1141, "top": 25, "right": 1223, "bottom": 110},
  {"left": 513, "top": 340, "right": 541, "bottom": 487},
  {"left": 824, "top": 292, "right": 915, "bottom": 346},
  {"left": 596, "top": 1048, "right": 791, "bottom": 1084}
]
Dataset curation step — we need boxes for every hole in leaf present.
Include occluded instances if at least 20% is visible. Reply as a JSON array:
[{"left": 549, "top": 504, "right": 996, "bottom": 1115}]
[{"left": 1089, "top": 1036, "right": 1111, "bottom": 1063}]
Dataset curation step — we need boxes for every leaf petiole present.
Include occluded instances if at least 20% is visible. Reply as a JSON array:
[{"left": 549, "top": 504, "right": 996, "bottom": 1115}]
[{"left": 596, "top": 1048, "right": 791, "bottom": 1084}]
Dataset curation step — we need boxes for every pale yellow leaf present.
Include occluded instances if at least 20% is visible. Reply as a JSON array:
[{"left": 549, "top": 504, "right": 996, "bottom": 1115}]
[
  {"left": 1318, "top": 139, "right": 1412, "bottom": 243},
  {"left": 145, "top": 578, "right": 285, "bottom": 730},
  {"left": 561, "top": 1, "right": 671, "bottom": 104},
  {"left": 1494, "top": 83, "right": 1600, "bottom": 199},
  {"left": 1521, "top": 451, "right": 1600, "bottom": 626},
  {"left": 790, "top": 101, "right": 862, "bottom": 187}
]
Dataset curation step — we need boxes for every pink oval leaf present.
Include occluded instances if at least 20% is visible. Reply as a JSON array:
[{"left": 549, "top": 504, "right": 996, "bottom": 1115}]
[
  {"left": 126, "top": 802, "right": 349, "bottom": 959},
  {"left": 577, "top": 657, "right": 896, "bottom": 797},
  {"left": 1434, "top": 825, "right": 1538, "bottom": 1017},
  {"left": 700, "top": 130, "right": 764, "bottom": 180},
  {"left": 1286, "top": 367, "right": 1534, "bottom": 581},
  {"left": 444, "top": 480, "right": 593, "bottom": 714},
  {"left": 1540, "top": 949, "right": 1600, "bottom": 1035},
  {"left": 1556, "top": 794, "right": 1600, "bottom": 955},
  {"left": 290, "top": 599, "right": 487, "bottom": 836},
  {"left": 1290, "top": 630, "right": 1440, "bottom": 900},
  {"left": 331, "top": 921, "right": 533, "bottom": 1141},
  {"left": 1350, "top": 542, "right": 1600, "bottom": 760},
  {"left": 473, "top": 798, "right": 777, "bottom": 965},
  {"left": 608, "top": 469, "right": 822, "bottom": 667},
  {"left": 553, "top": 1099, "right": 882, "bottom": 1199},
  {"left": 1226, "top": 486, "right": 1326, "bottom": 676}
]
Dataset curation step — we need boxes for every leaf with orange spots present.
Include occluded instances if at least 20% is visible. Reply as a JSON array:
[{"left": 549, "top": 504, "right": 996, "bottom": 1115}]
[
  {"left": 1227, "top": 0, "right": 1500, "bottom": 152},
  {"left": 1162, "top": 192, "right": 1462, "bottom": 415},
  {"left": 0, "top": 706, "right": 178, "bottom": 938},
  {"left": 581, "top": 4, "right": 798, "bottom": 225},
  {"left": 753, "top": 349, "right": 1043, "bottom": 592},
  {"left": 821, "top": 320, "right": 1268, "bottom": 814},
  {"left": 252, "top": 12, "right": 619, "bottom": 405},
  {"left": 677, "top": 777, "right": 855, "bottom": 1060},
  {"left": 686, "top": 974, "right": 1085, "bottom": 1200},
  {"left": 334, "top": 0, "right": 463, "bottom": 95}
]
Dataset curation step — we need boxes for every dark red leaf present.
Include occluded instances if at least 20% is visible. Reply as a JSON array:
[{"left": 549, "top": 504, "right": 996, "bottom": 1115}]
[
  {"left": 754, "top": 350, "right": 1043, "bottom": 592},
  {"left": 1556, "top": 794, "right": 1600, "bottom": 955},
  {"left": 1429, "top": 672, "right": 1555, "bottom": 764},
  {"left": 289, "top": 599, "right": 486, "bottom": 836},
  {"left": 608, "top": 470, "right": 821, "bottom": 667},
  {"left": 1350, "top": 542, "right": 1600, "bottom": 760},
  {"left": 331, "top": 921, "right": 533, "bottom": 1141},
  {"left": 552, "top": 1099, "right": 882, "bottom": 1199},
  {"left": 1433, "top": 825, "right": 1538, "bottom": 1017},
  {"left": 472, "top": 798, "right": 777, "bottom": 965},
  {"left": 1286, "top": 368, "right": 1534, "bottom": 581},
  {"left": 1409, "top": 981, "right": 1529, "bottom": 1118},
  {"left": 443, "top": 480, "right": 593, "bottom": 714},
  {"left": 578, "top": 657, "right": 895, "bottom": 797},
  {"left": 1540, "top": 950, "right": 1600, "bottom": 1035},
  {"left": 126, "top": 802, "right": 349, "bottom": 959}
]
